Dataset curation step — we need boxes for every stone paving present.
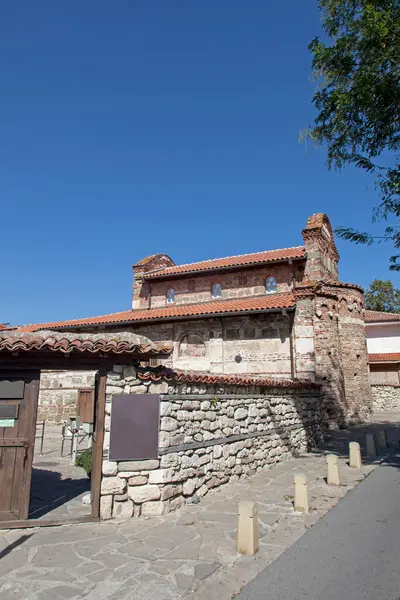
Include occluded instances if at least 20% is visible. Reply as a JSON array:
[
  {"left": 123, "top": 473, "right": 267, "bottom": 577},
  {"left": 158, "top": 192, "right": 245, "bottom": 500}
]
[
  {"left": 30, "top": 424, "right": 91, "bottom": 520},
  {"left": 1, "top": 418, "right": 399, "bottom": 600}
]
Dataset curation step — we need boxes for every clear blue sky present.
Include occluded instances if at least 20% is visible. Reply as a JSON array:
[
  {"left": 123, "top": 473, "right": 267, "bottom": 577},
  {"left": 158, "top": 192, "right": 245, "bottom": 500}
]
[{"left": 1, "top": 1, "right": 398, "bottom": 327}]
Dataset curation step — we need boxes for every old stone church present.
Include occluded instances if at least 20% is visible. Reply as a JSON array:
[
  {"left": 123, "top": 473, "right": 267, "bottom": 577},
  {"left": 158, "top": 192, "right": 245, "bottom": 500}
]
[{"left": 20, "top": 213, "right": 371, "bottom": 427}]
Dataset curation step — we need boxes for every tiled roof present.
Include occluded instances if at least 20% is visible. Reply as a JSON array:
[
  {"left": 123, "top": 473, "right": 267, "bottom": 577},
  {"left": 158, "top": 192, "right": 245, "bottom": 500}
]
[
  {"left": 0, "top": 324, "right": 10, "bottom": 331},
  {"left": 365, "top": 310, "right": 400, "bottom": 323},
  {"left": 369, "top": 353, "right": 400, "bottom": 362},
  {"left": 137, "top": 366, "right": 320, "bottom": 389},
  {"left": 18, "top": 293, "right": 295, "bottom": 332},
  {"left": 142, "top": 246, "right": 305, "bottom": 279},
  {"left": 0, "top": 330, "right": 171, "bottom": 356}
]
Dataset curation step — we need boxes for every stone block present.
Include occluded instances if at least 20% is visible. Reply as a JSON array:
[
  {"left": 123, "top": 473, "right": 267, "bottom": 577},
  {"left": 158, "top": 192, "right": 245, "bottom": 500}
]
[
  {"left": 213, "top": 445, "right": 223, "bottom": 459},
  {"left": 182, "top": 478, "right": 196, "bottom": 496},
  {"left": 106, "top": 385, "right": 124, "bottom": 395},
  {"left": 100, "top": 495, "right": 113, "bottom": 520},
  {"left": 234, "top": 407, "right": 248, "bottom": 420},
  {"left": 102, "top": 460, "right": 118, "bottom": 476},
  {"left": 101, "top": 476, "right": 126, "bottom": 495},
  {"left": 128, "top": 484, "right": 161, "bottom": 503},
  {"left": 149, "top": 468, "right": 174, "bottom": 484},
  {"left": 237, "top": 500, "right": 259, "bottom": 556},
  {"left": 161, "top": 484, "right": 182, "bottom": 500},
  {"left": 128, "top": 476, "right": 148, "bottom": 486},
  {"left": 160, "top": 402, "right": 172, "bottom": 416},
  {"left": 161, "top": 417, "right": 178, "bottom": 432},
  {"left": 141, "top": 501, "right": 165, "bottom": 517},
  {"left": 114, "top": 493, "right": 128, "bottom": 502},
  {"left": 118, "top": 459, "right": 159, "bottom": 472},
  {"left": 113, "top": 499, "right": 134, "bottom": 519},
  {"left": 149, "top": 382, "right": 169, "bottom": 394},
  {"left": 159, "top": 432, "right": 171, "bottom": 448},
  {"left": 160, "top": 453, "right": 180, "bottom": 468}
]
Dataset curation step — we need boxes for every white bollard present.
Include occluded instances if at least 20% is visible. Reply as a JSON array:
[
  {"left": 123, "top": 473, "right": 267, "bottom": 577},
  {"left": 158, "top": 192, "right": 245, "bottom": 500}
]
[
  {"left": 294, "top": 472, "right": 310, "bottom": 513},
  {"left": 236, "top": 501, "right": 259, "bottom": 555},
  {"left": 326, "top": 454, "right": 341, "bottom": 486},
  {"left": 366, "top": 433, "right": 377, "bottom": 456},
  {"left": 378, "top": 429, "right": 388, "bottom": 450},
  {"left": 349, "top": 441, "right": 362, "bottom": 469}
]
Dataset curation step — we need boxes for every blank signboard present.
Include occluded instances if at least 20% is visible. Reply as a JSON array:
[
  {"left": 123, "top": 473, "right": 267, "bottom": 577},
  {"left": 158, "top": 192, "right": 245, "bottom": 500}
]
[{"left": 109, "top": 394, "right": 160, "bottom": 461}]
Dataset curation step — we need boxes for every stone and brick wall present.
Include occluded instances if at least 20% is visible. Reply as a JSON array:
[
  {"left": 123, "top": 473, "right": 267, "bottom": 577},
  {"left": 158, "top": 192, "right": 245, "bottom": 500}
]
[
  {"left": 100, "top": 366, "right": 322, "bottom": 520},
  {"left": 38, "top": 370, "right": 96, "bottom": 422},
  {"left": 135, "top": 263, "right": 297, "bottom": 310},
  {"left": 371, "top": 384, "right": 400, "bottom": 411},
  {"left": 110, "top": 311, "right": 293, "bottom": 377}
]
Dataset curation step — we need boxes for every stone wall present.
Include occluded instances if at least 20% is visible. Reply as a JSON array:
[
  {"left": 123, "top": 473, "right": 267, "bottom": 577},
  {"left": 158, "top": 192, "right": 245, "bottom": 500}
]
[
  {"left": 100, "top": 366, "right": 322, "bottom": 520},
  {"left": 371, "top": 384, "right": 400, "bottom": 411},
  {"left": 112, "top": 312, "right": 293, "bottom": 377},
  {"left": 38, "top": 370, "right": 96, "bottom": 422}
]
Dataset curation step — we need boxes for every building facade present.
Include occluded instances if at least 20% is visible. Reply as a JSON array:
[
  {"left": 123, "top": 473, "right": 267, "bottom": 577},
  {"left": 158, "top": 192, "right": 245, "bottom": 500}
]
[{"left": 22, "top": 213, "right": 372, "bottom": 427}]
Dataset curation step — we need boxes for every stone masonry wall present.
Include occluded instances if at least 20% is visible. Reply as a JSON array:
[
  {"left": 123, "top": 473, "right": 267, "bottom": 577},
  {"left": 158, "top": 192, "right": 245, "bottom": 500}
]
[
  {"left": 100, "top": 366, "right": 322, "bottom": 520},
  {"left": 371, "top": 384, "right": 400, "bottom": 411},
  {"left": 38, "top": 370, "right": 96, "bottom": 423}
]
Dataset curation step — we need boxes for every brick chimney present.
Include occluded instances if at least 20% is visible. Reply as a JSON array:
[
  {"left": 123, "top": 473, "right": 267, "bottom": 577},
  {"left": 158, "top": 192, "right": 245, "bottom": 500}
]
[
  {"left": 132, "top": 254, "right": 175, "bottom": 309},
  {"left": 302, "top": 213, "right": 339, "bottom": 282}
]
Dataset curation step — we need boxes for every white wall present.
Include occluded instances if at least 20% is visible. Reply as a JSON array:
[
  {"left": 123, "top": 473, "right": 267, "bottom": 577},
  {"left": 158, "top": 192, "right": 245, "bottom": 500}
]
[{"left": 366, "top": 323, "right": 400, "bottom": 354}]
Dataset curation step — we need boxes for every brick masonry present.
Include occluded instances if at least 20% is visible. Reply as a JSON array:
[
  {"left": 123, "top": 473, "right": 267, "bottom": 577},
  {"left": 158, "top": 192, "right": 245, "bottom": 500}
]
[{"left": 100, "top": 365, "right": 322, "bottom": 520}]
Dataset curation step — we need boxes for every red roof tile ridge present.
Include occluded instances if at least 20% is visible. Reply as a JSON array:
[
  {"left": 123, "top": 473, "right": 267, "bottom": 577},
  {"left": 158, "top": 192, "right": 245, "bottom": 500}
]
[
  {"left": 365, "top": 310, "right": 400, "bottom": 322},
  {"left": 143, "top": 245, "right": 305, "bottom": 278}
]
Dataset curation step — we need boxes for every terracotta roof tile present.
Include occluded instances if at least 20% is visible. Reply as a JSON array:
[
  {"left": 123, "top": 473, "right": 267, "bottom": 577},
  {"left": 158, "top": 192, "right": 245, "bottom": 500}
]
[
  {"left": 137, "top": 366, "right": 320, "bottom": 389},
  {"left": 365, "top": 310, "right": 400, "bottom": 323},
  {"left": 0, "top": 330, "right": 171, "bottom": 356},
  {"left": 369, "top": 353, "right": 400, "bottom": 362},
  {"left": 142, "top": 246, "right": 305, "bottom": 279},
  {"left": 18, "top": 293, "right": 295, "bottom": 332}
]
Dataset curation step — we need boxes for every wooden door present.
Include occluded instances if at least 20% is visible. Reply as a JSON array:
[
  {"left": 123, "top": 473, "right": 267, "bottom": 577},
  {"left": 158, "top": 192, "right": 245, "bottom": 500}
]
[
  {"left": 78, "top": 389, "right": 95, "bottom": 423},
  {"left": 0, "top": 371, "right": 40, "bottom": 522}
]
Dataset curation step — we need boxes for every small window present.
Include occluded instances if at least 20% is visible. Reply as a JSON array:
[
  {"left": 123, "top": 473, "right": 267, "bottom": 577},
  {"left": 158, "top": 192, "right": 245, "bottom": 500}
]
[
  {"left": 212, "top": 283, "right": 222, "bottom": 298},
  {"left": 167, "top": 288, "right": 176, "bottom": 304},
  {"left": 265, "top": 276, "right": 277, "bottom": 294},
  {"left": 239, "top": 274, "right": 247, "bottom": 286},
  {"left": 188, "top": 280, "right": 196, "bottom": 292},
  {"left": 226, "top": 328, "right": 240, "bottom": 340}
]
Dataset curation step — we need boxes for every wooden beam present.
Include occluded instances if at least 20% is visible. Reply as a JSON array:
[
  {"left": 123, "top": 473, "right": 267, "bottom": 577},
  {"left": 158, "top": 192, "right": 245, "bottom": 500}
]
[{"left": 91, "top": 366, "right": 107, "bottom": 520}]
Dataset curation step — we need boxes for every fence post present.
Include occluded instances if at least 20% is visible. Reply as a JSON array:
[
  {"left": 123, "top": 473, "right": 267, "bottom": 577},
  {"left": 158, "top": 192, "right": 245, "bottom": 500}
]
[{"left": 237, "top": 501, "right": 259, "bottom": 555}]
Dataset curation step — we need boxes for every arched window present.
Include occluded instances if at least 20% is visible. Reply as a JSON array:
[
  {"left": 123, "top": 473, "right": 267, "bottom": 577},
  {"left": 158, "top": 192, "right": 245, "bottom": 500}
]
[
  {"left": 265, "top": 276, "right": 277, "bottom": 294},
  {"left": 167, "top": 288, "right": 176, "bottom": 304},
  {"left": 212, "top": 283, "right": 222, "bottom": 298}
]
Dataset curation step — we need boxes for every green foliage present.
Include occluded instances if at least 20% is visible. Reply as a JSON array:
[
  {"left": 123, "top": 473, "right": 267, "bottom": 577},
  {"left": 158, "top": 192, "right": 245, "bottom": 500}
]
[
  {"left": 210, "top": 396, "right": 219, "bottom": 408},
  {"left": 76, "top": 447, "right": 92, "bottom": 478},
  {"left": 364, "top": 279, "right": 400, "bottom": 312},
  {"left": 304, "top": 0, "right": 400, "bottom": 269}
]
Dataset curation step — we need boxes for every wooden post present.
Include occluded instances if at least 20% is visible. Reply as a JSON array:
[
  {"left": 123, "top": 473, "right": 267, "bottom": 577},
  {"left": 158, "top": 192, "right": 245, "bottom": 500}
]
[{"left": 237, "top": 500, "right": 259, "bottom": 555}]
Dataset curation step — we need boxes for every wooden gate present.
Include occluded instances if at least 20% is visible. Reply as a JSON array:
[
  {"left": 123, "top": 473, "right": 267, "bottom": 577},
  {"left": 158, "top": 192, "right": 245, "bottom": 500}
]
[{"left": 0, "top": 371, "right": 40, "bottom": 522}]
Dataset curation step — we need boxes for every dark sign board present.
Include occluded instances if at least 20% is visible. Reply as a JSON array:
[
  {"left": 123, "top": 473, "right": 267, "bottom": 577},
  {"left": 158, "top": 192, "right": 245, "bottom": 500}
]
[
  {"left": 0, "top": 403, "right": 19, "bottom": 418},
  {"left": 0, "top": 380, "right": 25, "bottom": 399},
  {"left": 109, "top": 394, "right": 160, "bottom": 461}
]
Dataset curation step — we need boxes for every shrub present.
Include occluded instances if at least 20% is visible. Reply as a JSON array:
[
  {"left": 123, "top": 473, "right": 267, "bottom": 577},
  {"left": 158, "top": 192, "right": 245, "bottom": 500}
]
[{"left": 76, "top": 447, "right": 92, "bottom": 478}]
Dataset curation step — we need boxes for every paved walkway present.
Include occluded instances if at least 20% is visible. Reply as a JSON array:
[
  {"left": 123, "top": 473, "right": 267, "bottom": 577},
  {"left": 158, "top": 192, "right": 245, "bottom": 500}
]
[
  {"left": 236, "top": 452, "right": 400, "bottom": 600},
  {"left": 0, "top": 419, "right": 399, "bottom": 600},
  {"left": 30, "top": 425, "right": 91, "bottom": 520}
]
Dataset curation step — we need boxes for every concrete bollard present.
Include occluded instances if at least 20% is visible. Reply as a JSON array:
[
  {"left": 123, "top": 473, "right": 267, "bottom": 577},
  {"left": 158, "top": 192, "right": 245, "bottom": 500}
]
[
  {"left": 366, "top": 433, "right": 377, "bottom": 456},
  {"left": 378, "top": 429, "right": 388, "bottom": 450},
  {"left": 236, "top": 501, "right": 259, "bottom": 555},
  {"left": 326, "top": 454, "right": 340, "bottom": 486},
  {"left": 349, "top": 441, "right": 362, "bottom": 469},
  {"left": 294, "top": 472, "right": 310, "bottom": 513}
]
